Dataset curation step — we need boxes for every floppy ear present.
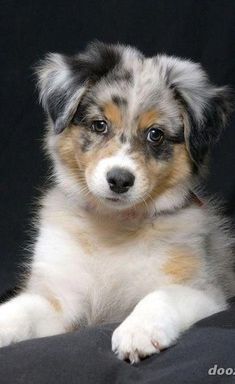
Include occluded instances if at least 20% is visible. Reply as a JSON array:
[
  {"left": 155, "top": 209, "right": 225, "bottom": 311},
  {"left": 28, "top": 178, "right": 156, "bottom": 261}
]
[
  {"left": 36, "top": 53, "right": 87, "bottom": 134},
  {"left": 158, "top": 55, "right": 234, "bottom": 166},
  {"left": 36, "top": 42, "right": 121, "bottom": 134}
]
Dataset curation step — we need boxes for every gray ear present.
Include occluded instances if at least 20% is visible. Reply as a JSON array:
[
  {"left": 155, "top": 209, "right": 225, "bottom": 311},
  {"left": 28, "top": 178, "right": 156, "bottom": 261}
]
[
  {"left": 157, "top": 55, "right": 234, "bottom": 166},
  {"left": 36, "top": 53, "right": 87, "bottom": 134},
  {"left": 36, "top": 42, "right": 121, "bottom": 134}
]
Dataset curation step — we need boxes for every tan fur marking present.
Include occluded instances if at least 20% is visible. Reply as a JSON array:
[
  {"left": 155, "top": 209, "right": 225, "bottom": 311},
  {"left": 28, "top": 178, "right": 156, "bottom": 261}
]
[
  {"left": 147, "top": 143, "right": 191, "bottom": 202},
  {"left": 41, "top": 288, "right": 63, "bottom": 313},
  {"left": 163, "top": 247, "right": 200, "bottom": 283},
  {"left": 167, "top": 144, "right": 191, "bottom": 186},
  {"left": 76, "top": 231, "right": 97, "bottom": 254},
  {"left": 57, "top": 127, "right": 79, "bottom": 173},
  {"left": 56, "top": 123, "right": 122, "bottom": 208},
  {"left": 103, "top": 102, "right": 122, "bottom": 127},
  {"left": 47, "top": 295, "right": 62, "bottom": 312},
  {"left": 138, "top": 109, "right": 161, "bottom": 130}
]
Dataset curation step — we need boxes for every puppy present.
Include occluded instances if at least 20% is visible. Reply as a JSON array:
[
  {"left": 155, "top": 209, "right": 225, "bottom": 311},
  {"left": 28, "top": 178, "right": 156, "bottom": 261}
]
[{"left": 1, "top": 42, "right": 234, "bottom": 363}]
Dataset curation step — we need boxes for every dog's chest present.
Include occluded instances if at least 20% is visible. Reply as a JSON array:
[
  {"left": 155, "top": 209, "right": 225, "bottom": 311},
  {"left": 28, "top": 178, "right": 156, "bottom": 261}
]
[
  {"left": 72, "top": 218, "right": 173, "bottom": 323},
  {"left": 41, "top": 206, "right": 204, "bottom": 324}
]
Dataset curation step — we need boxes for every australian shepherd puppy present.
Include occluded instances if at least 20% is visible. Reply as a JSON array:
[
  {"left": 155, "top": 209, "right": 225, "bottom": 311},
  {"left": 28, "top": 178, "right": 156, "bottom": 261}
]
[{"left": 1, "top": 42, "right": 235, "bottom": 363}]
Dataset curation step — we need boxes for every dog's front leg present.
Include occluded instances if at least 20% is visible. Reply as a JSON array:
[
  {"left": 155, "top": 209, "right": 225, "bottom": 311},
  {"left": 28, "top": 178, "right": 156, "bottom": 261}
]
[
  {"left": 0, "top": 292, "right": 66, "bottom": 347},
  {"left": 112, "top": 284, "right": 226, "bottom": 363}
]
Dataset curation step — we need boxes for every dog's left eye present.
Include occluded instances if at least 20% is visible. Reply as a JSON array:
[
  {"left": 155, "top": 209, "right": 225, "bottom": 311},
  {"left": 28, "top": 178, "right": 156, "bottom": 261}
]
[
  {"left": 147, "top": 128, "right": 164, "bottom": 145},
  {"left": 91, "top": 120, "right": 108, "bottom": 134}
]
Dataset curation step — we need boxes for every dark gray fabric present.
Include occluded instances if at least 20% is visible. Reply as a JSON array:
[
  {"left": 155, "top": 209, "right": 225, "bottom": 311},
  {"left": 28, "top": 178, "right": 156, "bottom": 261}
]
[{"left": 0, "top": 299, "right": 234, "bottom": 384}]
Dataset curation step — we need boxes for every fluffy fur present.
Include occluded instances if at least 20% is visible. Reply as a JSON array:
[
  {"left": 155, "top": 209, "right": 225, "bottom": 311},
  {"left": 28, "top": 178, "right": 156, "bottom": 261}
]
[{"left": 1, "top": 42, "right": 234, "bottom": 363}]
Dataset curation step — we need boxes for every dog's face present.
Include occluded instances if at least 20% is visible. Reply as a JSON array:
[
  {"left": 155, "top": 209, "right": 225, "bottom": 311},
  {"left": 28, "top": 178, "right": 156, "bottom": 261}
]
[
  {"left": 55, "top": 65, "right": 190, "bottom": 210},
  {"left": 37, "top": 43, "right": 232, "bottom": 211}
]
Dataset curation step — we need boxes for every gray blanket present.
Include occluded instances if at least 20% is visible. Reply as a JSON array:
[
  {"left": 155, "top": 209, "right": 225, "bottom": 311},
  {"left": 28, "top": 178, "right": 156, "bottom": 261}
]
[{"left": 0, "top": 298, "right": 234, "bottom": 384}]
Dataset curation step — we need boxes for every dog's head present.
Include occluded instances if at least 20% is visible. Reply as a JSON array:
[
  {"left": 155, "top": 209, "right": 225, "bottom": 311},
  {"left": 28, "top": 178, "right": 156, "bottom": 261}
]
[{"left": 36, "top": 42, "right": 233, "bottom": 212}]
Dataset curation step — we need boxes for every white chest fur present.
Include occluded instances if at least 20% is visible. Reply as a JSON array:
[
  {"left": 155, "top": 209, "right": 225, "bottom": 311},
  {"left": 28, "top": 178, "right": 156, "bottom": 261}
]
[{"left": 29, "top": 188, "right": 207, "bottom": 325}]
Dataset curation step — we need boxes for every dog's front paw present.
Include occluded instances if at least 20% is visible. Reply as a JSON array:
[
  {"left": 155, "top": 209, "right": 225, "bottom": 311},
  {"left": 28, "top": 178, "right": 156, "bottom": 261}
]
[
  {"left": 0, "top": 314, "right": 30, "bottom": 348},
  {"left": 112, "top": 307, "right": 180, "bottom": 363},
  {"left": 0, "top": 328, "right": 18, "bottom": 348}
]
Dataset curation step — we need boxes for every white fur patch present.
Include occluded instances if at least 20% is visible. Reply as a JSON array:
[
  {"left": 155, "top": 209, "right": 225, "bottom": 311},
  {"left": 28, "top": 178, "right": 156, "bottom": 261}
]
[{"left": 86, "top": 144, "right": 151, "bottom": 209}]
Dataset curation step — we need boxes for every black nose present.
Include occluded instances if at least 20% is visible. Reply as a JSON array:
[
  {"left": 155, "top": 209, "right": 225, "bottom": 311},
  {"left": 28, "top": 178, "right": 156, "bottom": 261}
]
[{"left": 106, "top": 167, "right": 135, "bottom": 194}]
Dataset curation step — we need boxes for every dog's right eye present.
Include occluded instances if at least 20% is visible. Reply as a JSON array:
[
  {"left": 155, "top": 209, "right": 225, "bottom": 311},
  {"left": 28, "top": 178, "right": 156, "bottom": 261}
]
[
  {"left": 147, "top": 127, "right": 164, "bottom": 145},
  {"left": 91, "top": 120, "right": 108, "bottom": 134}
]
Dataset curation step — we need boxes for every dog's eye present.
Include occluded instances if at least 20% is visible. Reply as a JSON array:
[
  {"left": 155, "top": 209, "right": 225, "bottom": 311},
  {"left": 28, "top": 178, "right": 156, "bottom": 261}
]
[
  {"left": 147, "top": 128, "right": 164, "bottom": 145},
  {"left": 91, "top": 120, "right": 108, "bottom": 134}
]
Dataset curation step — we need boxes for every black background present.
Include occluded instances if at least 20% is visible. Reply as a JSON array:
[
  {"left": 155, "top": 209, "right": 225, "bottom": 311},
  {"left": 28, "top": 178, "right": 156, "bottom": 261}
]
[{"left": 0, "top": 0, "right": 235, "bottom": 294}]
